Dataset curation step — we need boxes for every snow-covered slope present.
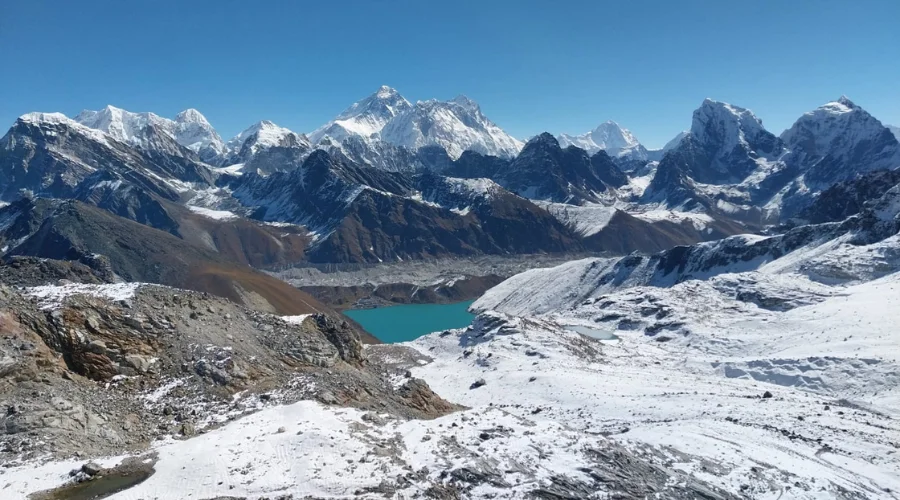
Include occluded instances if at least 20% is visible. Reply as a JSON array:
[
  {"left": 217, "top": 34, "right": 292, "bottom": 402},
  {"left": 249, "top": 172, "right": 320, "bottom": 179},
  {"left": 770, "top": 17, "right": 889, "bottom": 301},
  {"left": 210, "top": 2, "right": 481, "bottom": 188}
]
[
  {"left": 380, "top": 95, "right": 523, "bottom": 159},
  {"left": 449, "top": 182, "right": 900, "bottom": 498},
  {"left": 404, "top": 292, "right": 900, "bottom": 499},
  {"left": 75, "top": 105, "right": 225, "bottom": 161},
  {"left": 557, "top": 120, "right": 649, "bottom": 160},
  {"left": 310, "top": 85, "right": 412, "bottom": 144}
]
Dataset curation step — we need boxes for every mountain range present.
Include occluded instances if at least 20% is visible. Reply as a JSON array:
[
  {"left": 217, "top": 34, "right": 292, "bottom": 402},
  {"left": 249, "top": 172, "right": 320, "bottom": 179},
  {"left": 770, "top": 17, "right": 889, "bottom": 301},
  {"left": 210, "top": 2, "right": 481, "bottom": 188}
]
[{"left": 1, "top": 88, "right": 898, "bottom": 272}]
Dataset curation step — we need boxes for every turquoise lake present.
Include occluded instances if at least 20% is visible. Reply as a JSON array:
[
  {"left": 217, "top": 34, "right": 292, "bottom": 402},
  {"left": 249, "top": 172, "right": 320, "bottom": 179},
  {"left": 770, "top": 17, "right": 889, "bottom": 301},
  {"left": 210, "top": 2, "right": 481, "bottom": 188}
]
[{"left": 345, "top": 300, "right": 476, "bottom": 343}]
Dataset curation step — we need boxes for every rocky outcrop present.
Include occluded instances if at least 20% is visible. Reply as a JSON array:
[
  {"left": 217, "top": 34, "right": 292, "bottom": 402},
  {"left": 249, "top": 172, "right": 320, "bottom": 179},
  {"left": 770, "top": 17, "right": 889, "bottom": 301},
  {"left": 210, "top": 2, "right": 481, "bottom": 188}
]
[{"left": 0, "top": 283, "right": 455, "bottom": 461}]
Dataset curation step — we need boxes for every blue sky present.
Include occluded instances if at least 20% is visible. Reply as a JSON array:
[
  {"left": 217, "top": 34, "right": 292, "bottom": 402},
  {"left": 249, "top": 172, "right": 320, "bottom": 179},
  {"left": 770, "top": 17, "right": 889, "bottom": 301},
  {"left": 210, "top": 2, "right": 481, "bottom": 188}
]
[{"left": 1, "top": 0, "right": 898, "bottom": 148}]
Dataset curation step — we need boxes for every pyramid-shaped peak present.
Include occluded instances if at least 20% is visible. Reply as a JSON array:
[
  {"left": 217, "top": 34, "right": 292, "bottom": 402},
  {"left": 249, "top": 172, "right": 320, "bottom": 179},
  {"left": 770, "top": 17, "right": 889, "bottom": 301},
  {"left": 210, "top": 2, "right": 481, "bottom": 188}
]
[{"left": 175, "top": 108, "right": 211, "bottom": 125}]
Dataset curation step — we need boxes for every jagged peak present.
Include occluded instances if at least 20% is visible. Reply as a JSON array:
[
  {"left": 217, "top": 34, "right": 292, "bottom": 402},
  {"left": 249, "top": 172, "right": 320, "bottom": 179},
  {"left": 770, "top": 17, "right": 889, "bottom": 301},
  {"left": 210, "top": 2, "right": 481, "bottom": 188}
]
[
  {"left": 837, "top": 95, "right": 857, "bottom": 108},
  {"left": 691, "top": 98, "right": 768, "bottom": 145},
  {"left": 524, "top": 132, "right": 560, "bottom": 148},
  {"left": 15, "top": 112, "right": 114, "bottom": 146},
  {"left": 697, "top": 98, "right": 755, "bottom": 118}
]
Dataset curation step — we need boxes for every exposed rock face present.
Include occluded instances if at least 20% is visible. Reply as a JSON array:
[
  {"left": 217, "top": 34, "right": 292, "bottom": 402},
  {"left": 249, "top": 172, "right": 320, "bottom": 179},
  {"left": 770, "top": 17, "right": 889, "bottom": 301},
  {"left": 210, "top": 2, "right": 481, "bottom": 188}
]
[
  {"left": 230, "top": 151, "right": 583, "bottom": 263},
  {"left": 220, "top": 120, "right": 313, "bottom": 173},
  {"left": 495, "top": 133, "right": 627, "bottom": 204},
  {"left": 798, "top": 168, "right": 900, "bottom": 224},
  {"left": 0, "top": 255, "right": 115, "bottom": 286},
  {"left": 301, "top": 274, "right": 506, "bottom": 309},
  {"left": 0, "top": 282, "right": 456, "bottom": 461}
]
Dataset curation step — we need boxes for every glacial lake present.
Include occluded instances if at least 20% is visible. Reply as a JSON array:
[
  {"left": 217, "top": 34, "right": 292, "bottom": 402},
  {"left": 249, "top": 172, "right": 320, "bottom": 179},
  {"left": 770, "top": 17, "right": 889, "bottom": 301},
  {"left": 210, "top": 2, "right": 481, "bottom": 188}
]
[{"left": 345, "top": 300, "right": 476, "bottom": 343}]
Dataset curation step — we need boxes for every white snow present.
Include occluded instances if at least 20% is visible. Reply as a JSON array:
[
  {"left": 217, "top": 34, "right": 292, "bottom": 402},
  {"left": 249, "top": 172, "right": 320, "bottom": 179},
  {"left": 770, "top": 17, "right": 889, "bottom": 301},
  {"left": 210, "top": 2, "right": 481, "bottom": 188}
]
[
  {"left": 310, "top": 85, "right": 412, "bottom": 144},
  {"left": 25, "top": 283, "right": 143, "bottom": 310},
  {"left": 557, "top": 120, "right": 647, "bottom": 159},
  {"left": 279, "top": 314, "right": 311, "bottom": 325},
  {"left": 186, "top": 205, "right": 239, "bottom": 220},
  {"left": 74, "top": 105, "right": 225, "bottom": 156},
  {"left": 224, "top": 120, "right": 310, "bottom": 161},
  {"left": 631, "top": 208, "right": 714, "bottom": 230},
  {"left": 379, "top": 97, "right": 523, "bottom": 159},
  {"left": 19, "top": 112, "right": 113, "bottom": 146}
]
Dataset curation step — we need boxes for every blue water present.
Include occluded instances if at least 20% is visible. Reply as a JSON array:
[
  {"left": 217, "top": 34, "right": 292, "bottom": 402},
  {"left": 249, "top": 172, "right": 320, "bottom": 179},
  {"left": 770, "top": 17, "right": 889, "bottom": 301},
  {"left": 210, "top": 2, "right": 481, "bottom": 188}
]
[{"left": 345, "top": 300, "right": 476, "bottom": 343}]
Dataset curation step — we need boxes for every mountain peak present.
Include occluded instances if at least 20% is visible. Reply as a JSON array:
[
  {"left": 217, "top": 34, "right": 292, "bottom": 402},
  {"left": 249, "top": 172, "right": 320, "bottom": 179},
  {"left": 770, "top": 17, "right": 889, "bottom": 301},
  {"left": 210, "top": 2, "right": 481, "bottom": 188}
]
[
  {"left": 837, "top": 95, "right": 857, "bottom": 107},
  {"left": 557, "top": 120, "right": 645, "bottom": 159},
  {"left": 691, "top": 99, "right": 769, "bottom": 147},
  {"left": 819, "top": 96, "right": 859, "bottom": 115},
  {"left": 525, "top": 132, "right": 560, "bottom": 148},
  {"left": 375, "top": 85, "right": 399, "bottom": 98},
  {"left": 18, "top": 111, "right": 71, "bottom": 125},
  {"left": 175, "top": 108, "right": 211, "bottom": 126},
  {"left": 781, "top": 97, "right": 900, "bottom": 174},
  {"left": 310, "top": 87, "right": 412, "bottom": 144},
  {"left": 380, "top": 98, "right": 523, "bottom": 159}
]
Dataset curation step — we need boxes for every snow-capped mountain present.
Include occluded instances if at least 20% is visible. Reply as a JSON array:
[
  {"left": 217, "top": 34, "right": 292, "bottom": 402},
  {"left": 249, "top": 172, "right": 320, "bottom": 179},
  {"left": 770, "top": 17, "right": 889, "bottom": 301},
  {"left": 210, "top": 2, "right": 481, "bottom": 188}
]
[
  {"left": 309, "top": 86, "right": 411, "bottom": 144},
  {"left": 74, "top": 105, "right": 225, "bottom": 162},
  {"left": 642, "top": 98, "right": 787, "bottom": 211},
  {"left": 557, "top": 120, "right": 649, "bottom": 160},
  {"left": 780, "top": 96, "right": 900, "bottom": 188},
  {"left": 0, "top": 111, "right": 214, "bottom": 201},
  {"left": 221, "top": 120, "right": 312, "bottom": 174},
  {"left": 379, "top": 95, "right": 523, "bottom": 159},
  {"left": 688, "top": 98, "right": 786, "bottom": 183}
]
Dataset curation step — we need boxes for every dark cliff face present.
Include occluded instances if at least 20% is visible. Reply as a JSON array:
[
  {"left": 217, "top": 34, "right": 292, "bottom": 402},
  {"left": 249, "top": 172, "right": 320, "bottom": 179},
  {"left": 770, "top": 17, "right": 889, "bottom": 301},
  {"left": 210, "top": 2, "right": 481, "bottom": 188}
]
[
  {"left": 441, "top": 150, "right": 509, "bottom": 179},
  {"left": 306, "top": 187, "right": 583, "bottom": 264},
  {"left": 230, "top": 151, "right": 585, "bottom": 264},
  {"left": 798, "top": 169, "right": 900, "bottom": 224},
  {"left": 495, "top": 133, "right": 625, "bottom": 204}
]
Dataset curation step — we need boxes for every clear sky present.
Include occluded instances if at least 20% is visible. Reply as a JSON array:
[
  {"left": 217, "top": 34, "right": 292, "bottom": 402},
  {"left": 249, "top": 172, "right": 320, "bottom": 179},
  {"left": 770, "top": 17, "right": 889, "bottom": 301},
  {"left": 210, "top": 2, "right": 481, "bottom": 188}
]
[{"left": 2, "top": 0, "right": 898, "bottom": 148}]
